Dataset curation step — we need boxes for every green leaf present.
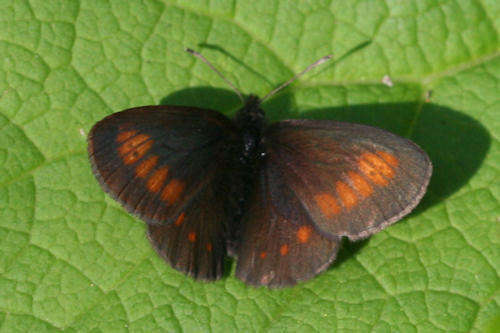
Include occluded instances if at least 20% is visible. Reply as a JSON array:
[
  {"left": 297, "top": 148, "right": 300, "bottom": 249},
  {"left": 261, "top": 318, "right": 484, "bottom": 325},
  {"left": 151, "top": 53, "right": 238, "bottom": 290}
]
[{"left": 0, "top": 0, "right": 498, "bottom": 331}]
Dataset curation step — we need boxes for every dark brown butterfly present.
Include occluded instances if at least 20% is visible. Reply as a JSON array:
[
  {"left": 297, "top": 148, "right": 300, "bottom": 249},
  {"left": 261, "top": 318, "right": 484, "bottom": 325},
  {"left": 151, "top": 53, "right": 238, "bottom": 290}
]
[{"left": 87, "top": 50, "right": 432, "bottom": 287}]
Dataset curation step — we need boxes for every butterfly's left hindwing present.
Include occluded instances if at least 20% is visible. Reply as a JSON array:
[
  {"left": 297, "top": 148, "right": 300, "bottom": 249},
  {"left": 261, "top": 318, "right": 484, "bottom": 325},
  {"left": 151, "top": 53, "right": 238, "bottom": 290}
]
[
  {"left": 147, "top": 173, "right": 231, "bottom": 280},
  {"left": 88, "top": 105, "right": 243, "bottom": 280}
]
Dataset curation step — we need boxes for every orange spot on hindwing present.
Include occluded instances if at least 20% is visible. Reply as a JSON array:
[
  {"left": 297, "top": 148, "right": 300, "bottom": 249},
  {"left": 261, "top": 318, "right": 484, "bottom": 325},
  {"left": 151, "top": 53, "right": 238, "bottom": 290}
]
[
  {"left": 146, "top": 167, "right": 168, "bottom": 193},
  {"left": 336, "top": 181, "right": 358, "bottom": 209},
  {"left": 188, "top": 232, "right": 196, "bottom": 242},
  {"left": 174, "top": 212, "right": 185, "bottom": 226},
  {"left": 280, "top": 244, "right": 289, "bottom": 256},
  {"left": 314, "top": 193, "right": 340, "bottom": 218},
  {"left": 118, "top": 133, "right": 153, "bottom": 165},
  {"left": 206, "top": 243, "right": 213, "bottom": 252},
  {"left": 260, "top": 252, "right": 267, "bottom": 259},
  {"left": 161, "top": 179, "right": 185, "bottom": 204},
  {"left": 348, "top": 171, "right": 373, "bottom": 197},
  {"left": 297, "top": 226, "right": 312, "bottom": 243},
  {"left": 135, "top": 155, "right": 158, "bottom": 178}
]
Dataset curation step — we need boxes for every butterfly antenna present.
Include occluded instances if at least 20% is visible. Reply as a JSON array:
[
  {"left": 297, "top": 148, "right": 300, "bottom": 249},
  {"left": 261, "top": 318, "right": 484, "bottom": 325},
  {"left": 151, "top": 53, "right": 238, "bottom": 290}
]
[
  {"left": 261, "top": 54, "right": 333, "bottom": 102},
  {"left": 186, "top": 48, "right": 245, "bottom": 103}
]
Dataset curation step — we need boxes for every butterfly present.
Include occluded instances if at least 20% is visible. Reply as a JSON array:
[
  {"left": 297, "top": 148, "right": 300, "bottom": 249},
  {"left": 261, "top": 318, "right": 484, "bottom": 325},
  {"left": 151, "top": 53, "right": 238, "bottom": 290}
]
[{"left": 87, "top": 49, "right": 432, "bottom": 287}]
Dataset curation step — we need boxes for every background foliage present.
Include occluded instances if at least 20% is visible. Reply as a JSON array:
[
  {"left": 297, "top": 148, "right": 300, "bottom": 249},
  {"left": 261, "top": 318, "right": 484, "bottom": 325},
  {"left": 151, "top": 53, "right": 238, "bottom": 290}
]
[{"left": 0, "top": 0, "right": 498, "bottom": 331}]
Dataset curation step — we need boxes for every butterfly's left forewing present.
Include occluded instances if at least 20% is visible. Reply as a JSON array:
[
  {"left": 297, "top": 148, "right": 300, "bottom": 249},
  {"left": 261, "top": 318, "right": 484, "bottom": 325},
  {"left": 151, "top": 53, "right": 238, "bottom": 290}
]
[{"left": 88, "top": 105, "right": 242, "bottom": 280}]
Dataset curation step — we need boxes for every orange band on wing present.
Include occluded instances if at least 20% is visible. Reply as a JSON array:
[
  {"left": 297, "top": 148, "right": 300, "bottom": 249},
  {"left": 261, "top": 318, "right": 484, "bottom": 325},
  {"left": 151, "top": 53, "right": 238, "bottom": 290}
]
[
  {"left": 377, "top": 151, "right": 399, "bottom": 167},
  {"left": 348, "top": 171, "right": 373, "bottom": 197},
  {"left": 118, "top": 134, "right": 153, "bottom": 165},
  {"left": 361, "top": 152, "right": 395, "bottom": 179},
  {"left": 336, "top": 181, "right": 358, "bottom": 209},
  {"left": 135, "top": 155, "right": 158, "bottom": 178},
  {"left": 146, "top": 166, "right": 168, "bottom": 193},
  {"left": 116, "top": 130, "right": 137, "bottom": 143},
  {"left": 314, "top": 193, "right": 340, "bottom": 218},
  {"left": 358, "top": 152, "right": 395, "bottom": 186},
  {"left": 161, "top": 179, "right": 185, "bottom": 204}
]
